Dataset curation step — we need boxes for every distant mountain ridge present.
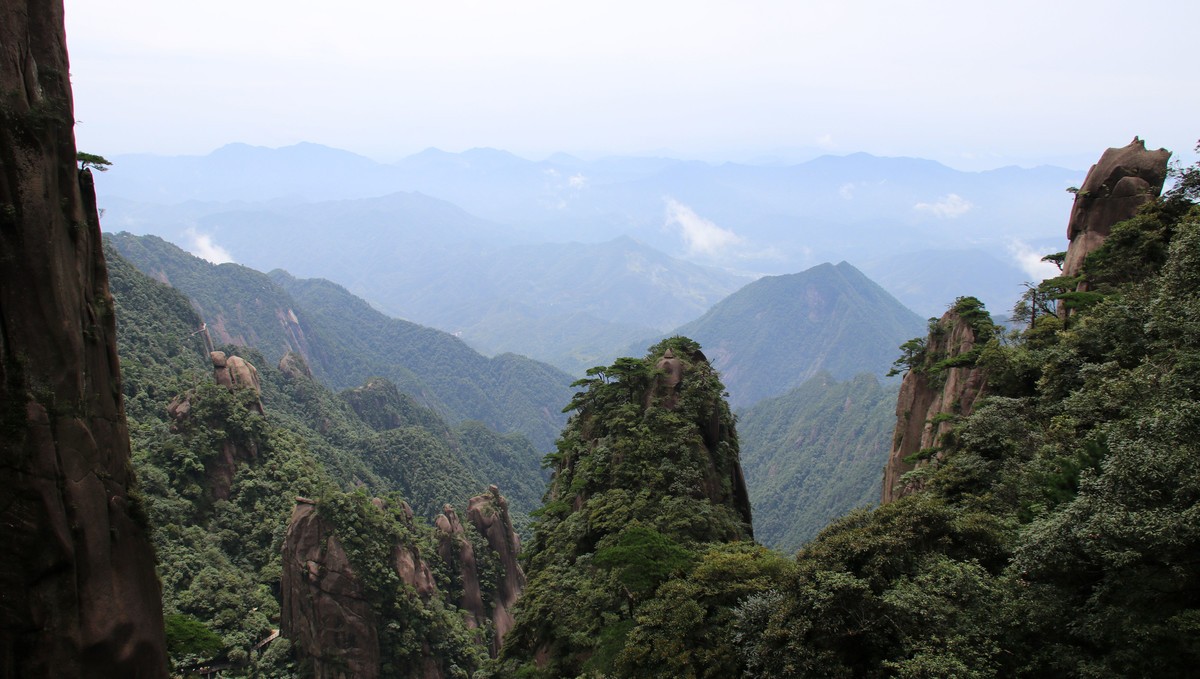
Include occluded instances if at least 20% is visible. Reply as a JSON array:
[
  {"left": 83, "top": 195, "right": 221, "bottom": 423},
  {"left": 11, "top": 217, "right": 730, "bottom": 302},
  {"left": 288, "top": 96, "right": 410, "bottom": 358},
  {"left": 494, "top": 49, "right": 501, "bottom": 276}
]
[
  {"left": 98, "top": 141, "right": 1080, "bottom": 282},
  {"left": 95, "top": 142, "right": 1078, "bottom": 376},
  {"left": 102, "top": 190, "right": 750, "bottom": 374},
  {"left": 668, "top": 261, "right": 926, "bottom": 408}
]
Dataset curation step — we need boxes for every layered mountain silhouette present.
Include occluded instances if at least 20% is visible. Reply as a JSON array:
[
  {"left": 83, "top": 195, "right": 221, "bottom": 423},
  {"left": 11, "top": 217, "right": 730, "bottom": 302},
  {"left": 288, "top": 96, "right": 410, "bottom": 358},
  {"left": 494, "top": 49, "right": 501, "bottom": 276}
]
[{"left": 97, "top": 143, "right": 1080, "bottom": 362}]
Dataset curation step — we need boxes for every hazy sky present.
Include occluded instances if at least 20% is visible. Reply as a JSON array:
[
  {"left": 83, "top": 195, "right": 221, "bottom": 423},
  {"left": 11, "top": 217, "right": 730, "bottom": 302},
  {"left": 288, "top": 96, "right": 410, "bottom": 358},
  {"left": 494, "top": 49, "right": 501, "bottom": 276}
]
[{"left": 63, "top": 0, "right": 1198, "bottom": 170}]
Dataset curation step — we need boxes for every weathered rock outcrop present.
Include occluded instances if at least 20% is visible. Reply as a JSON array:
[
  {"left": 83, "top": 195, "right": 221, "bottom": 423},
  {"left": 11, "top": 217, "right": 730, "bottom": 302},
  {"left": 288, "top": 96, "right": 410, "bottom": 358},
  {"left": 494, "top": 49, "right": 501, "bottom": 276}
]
[
  {"left": 280, "top": 501, "right": 382, "bottom": 679},
  {"left": 210, "top": 350, "right": 263, "bottom": 412},
  {"left": 881, "top": 305, "right": 989, "bottom": 504},
  {"left": 0, "top": 1, "right": 168, "bottom": 675},
  {"left": 165, "top": 351, "right": 265, "bottom": 500},
  {"left": 282, "top": 489, "right": 523, "bottom": 677},
  {"left": 435, "top": 504, "right": 487, "bottom": 629},
  {"left": 342, "top": 377, "right": 448, "bottom": 434},
  {"left": 647, "top": 348, "right": 754, "bottom": 531},
  {"left": 1062, "top": 137, "right": 1171, "bottom": 281},
  {"left": 466, "top": 485, "right": 526, "bottom": 649}
]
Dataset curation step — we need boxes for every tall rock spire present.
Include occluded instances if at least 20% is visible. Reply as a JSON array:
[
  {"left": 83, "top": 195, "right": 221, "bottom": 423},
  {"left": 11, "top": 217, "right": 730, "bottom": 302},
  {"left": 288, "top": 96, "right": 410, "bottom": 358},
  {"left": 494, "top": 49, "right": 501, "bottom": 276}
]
[{"left": 0, "top": 1, "right": 168, "bottom": 675}]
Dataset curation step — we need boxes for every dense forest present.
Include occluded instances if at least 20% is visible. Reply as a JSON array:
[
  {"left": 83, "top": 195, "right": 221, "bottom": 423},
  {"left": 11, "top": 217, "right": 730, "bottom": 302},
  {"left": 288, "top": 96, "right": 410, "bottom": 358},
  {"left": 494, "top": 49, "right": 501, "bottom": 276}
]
[
  {"left": 107, "top": 245, "right": 543, "bottom": 674},
  {"left": 738, "top": 372, "right": 897, "bottom": 552}
]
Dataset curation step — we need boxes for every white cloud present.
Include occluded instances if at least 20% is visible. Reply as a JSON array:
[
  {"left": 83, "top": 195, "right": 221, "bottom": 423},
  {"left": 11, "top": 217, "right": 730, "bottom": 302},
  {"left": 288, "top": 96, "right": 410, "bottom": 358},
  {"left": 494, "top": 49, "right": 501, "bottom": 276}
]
[
  {"left": 839, "top": 182, "right": 855, "bottom": 200},
  {"left": 816, "top": 133, "right": 836, "bottom": 149},
  {"left": 914, "top": 193, "right": 972, "bottom": 218},
  {"left": 663, "top": 197, "right": 743, "bottom": 257},
  {"left": 1007, "top": 239, "right": 1060, "bottom": 281},
  {"left": 568, "top": 173, "right": 587, "bottom": 189},
  {"left": 185, "top": 227, "right": 235, "bottom": 264}
]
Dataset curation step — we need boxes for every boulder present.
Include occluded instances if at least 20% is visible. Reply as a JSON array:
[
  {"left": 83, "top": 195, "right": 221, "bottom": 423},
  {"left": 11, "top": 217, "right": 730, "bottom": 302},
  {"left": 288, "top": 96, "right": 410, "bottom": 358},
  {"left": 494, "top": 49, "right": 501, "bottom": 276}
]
[
  {"left": 1062, "top": 137, "right": 1171, "bottom": 283},
  {"left": 209, "top": 350, "right": 263, "bottom": 413}
]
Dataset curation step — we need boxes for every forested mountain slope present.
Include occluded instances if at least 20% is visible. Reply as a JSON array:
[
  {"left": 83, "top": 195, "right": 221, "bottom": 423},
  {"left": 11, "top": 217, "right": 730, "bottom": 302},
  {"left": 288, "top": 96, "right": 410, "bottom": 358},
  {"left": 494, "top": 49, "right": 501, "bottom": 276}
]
[
  {"left": 499, "top": 338, "right": 781, "bottom": 677},
  {"left": 669, "top": 261, "right": 925, "bottom": 407},
  {"left": 107, "top": 244, "right": 546, "bottom": 673},
  {"left": 732, "top": 152, "right": 1200, "bottom": 677},
  {"left": 737, "top": 373, "right": 898, "bottom": 552},
  {"left": 106, "top": 231, "right": 574, "bottom": 451}
]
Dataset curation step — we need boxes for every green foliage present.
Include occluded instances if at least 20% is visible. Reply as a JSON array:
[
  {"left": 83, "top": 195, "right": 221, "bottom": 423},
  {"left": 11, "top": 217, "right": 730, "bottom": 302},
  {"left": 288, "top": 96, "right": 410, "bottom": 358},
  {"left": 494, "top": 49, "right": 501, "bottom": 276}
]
[
  {"left": 593, "top": 524, "right": 695, "bottom": 601},
  {"left": 501, "top": 337, "right": 755, "bottom": 676},
  {"left": 76, "top": 151, "right": 111, "bottom": 171},
  {"left": 164, "top": 613, "right": 224, "bottom": 666},
  {"left": 618, "top": 543, "right": 793, "bottom": 679},
  {"left": 887, "top": 337, "right": 926, "bottom": 376},
  {"left": 736, "top": 180, "right": 1200, "bottom": 676},
  {"left": 738, "top": 373, "right": 897, "bottom": 552},
  {"left": 316, "top": 490, "right": 486, "bottom": 677}
]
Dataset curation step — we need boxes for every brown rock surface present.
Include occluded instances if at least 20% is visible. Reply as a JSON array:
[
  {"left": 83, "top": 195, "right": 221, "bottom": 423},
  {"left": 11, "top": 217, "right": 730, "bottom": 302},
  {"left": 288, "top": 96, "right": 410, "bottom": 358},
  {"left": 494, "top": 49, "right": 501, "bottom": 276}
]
[
  {"left": 1062, "top": 137, "right": 1171, "bottom": 281},
  {"left": 881, "top": 308, "right": 988, "bottom": 504},
  {"left": 281, "top": 499, "right": 448, "bottom": 678},
  {"left": 435, "top": 504, "right": 487, "bottom": 629},
  {"left": 280, "top": 503, "right": 380, "bottom": 679},
  {"left": 466, "top": 486, "right": 527, "bottom": 648},
  {"left": 0, "top": 1, "right": 168, "bottom": 675},
  {"left": 278, "top": 350, "right": 313, "bottom": 380},
  {"left": 210, "top": 350, "right": 263, "bottom": 413},
  {"left": 653, "top": 348, "right": 685, "bottom": 409}
]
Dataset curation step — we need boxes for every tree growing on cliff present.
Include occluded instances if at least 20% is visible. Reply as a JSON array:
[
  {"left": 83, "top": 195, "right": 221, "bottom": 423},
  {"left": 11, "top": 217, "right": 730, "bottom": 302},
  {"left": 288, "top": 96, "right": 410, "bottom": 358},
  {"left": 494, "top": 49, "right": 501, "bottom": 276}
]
[{"left": 76, "top": 151, "right": 111, "bottom": 171}]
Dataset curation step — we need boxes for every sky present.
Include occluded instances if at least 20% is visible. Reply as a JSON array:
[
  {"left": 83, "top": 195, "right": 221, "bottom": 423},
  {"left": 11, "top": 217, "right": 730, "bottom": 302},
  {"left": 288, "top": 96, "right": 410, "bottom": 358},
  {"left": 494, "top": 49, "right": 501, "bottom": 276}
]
[{"left": 63, "top": 0, "right": 1198, "bottom": 171}]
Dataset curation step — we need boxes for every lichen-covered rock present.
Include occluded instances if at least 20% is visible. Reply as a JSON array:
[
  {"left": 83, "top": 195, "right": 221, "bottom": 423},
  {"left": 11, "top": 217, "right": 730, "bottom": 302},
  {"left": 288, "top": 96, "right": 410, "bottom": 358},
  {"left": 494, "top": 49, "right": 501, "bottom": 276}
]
[
  {"left": 881, "top": 304, "right": 990, "bottom": 504},
  {"left": 1062, "top": 137, "right": 1171, "bottom": 281},
  {"left": 0, "top": 2, "right": 168, "bottom": 676},
  {"left": 466, "top": 485, "right": 527, "bottom": 648}
]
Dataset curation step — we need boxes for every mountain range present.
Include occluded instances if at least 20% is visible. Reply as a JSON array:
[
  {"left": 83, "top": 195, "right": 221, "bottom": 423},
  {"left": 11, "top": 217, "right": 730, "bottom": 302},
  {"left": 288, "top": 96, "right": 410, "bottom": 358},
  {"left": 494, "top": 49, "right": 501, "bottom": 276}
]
[{"left": 95, "top": 142, "right": 1082, "bottom": 368}]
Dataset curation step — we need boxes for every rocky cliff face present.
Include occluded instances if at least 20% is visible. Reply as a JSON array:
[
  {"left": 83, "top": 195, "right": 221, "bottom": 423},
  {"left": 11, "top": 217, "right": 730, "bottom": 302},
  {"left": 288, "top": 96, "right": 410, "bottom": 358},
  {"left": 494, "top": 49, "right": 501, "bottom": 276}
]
[
  {"left": 466, "top": 485, "right": 527, "bottom": 649},
  {"left": 1062, "top": 137, "right": 1171, "bottom": 282},
  {"left": 283, "top": 489, "right": 526, "bottom": 676},
  {"left": 881, "top": 303, "right": 990, "bottom": 504},
  {"left": 435, "top": 504, "right": 488, "bottom": 630},
  {"left": 280, "top": 500, "right": 384, "bottom": 679},
  {"left": 0, "top": 1, "right": 168, "bottom": 675}
]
